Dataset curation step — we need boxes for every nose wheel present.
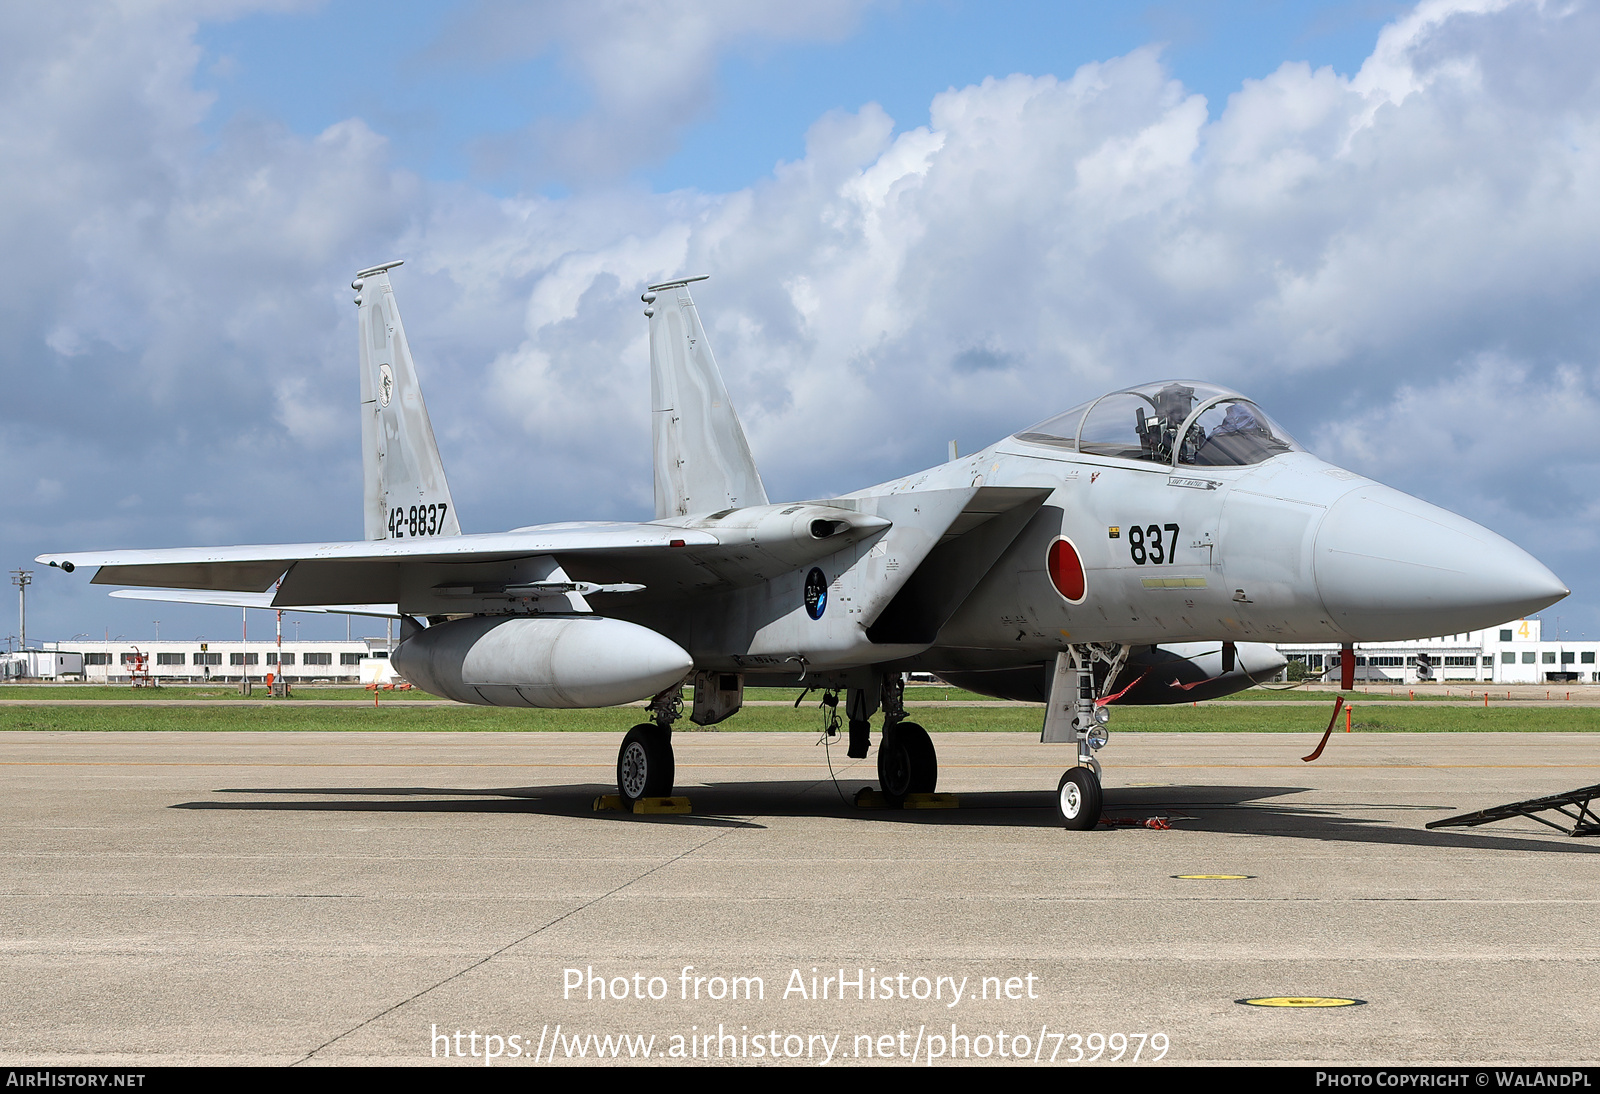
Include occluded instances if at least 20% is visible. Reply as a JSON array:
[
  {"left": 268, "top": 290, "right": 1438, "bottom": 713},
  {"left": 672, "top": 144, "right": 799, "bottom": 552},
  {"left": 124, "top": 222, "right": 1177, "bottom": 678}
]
[
  {"left": 617, "top": 723, "right": 675, "bottom": 806},
  {"left": 1057, "top": 766, "right": 1102, "bottom": 830},
  {"left": 1043, "top": 647, "right": 1120, "bottom": 831}
]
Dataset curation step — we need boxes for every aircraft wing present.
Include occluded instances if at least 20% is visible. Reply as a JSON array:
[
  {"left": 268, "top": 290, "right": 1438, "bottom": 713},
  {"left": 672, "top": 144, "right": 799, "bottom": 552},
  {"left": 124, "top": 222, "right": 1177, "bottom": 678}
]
[
  {"left": 108, "top": 588, "right": 401, "bottom": 617},
  {"left": 36, "top": 523, "right": 714, "bottom": 605},
  {"left": 39, "top": 524, "right": 714, "bottom": 586},
  {"left": 36, "top": 512, "right": 888, "bottom": 615}
]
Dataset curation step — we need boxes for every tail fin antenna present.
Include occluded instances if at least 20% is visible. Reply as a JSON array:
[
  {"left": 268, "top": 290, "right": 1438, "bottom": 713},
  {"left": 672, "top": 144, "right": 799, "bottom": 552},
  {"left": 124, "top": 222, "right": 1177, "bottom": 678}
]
[
  {"left": 643, "top": 276, "right": 768, "bottom": 519},
  {"left": 354, "top": 262, "right": 462, "bottom": 540}
]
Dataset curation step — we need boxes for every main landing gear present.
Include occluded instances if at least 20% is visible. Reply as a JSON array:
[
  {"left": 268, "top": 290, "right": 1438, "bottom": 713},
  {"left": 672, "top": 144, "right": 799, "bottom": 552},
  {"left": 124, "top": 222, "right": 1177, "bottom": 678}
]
[
  {"left": 617, "top": 723, "right": 674, "bottom": 805},
  {"left": 833, "top": 672, "right": 940, "bottom": 804},
  {"left": 1042, "top": 645, "right": 1125, "bottom": 830},
  {"left": 878, "top": 722, "right": 937, "bottom": 805},
  {"left": 616, "top": 685, "right": 683, "bottom": 807},
  {"left": 864, "top": 673, "right": 938, "bottom": 804}
]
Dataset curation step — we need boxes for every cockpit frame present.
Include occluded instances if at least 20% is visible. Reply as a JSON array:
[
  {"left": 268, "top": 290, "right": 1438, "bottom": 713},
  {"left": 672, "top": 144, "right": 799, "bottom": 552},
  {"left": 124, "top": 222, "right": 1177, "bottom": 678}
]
[{"left": 1013, "top": 380, "right": 1301, "bottom": 471}]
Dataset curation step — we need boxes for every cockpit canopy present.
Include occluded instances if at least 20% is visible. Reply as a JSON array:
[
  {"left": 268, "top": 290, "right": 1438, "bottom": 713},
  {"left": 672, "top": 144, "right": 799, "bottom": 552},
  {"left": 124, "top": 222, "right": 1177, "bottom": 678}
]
[{"left": 1014, "top": 380, "right": 1302, "bottom": 468}]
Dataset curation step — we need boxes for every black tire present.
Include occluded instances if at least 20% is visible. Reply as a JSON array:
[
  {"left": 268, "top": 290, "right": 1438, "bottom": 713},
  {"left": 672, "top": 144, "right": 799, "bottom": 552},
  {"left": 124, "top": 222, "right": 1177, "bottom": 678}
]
[
  {"left": 617, "top": 724, "right": 674, "bottom": 806},
  {"left": 877, "top": 721, "right": 937, "bottom": 803},
  {"left": 1056, "top": 766, "right": 1102, "bottom": 830}
]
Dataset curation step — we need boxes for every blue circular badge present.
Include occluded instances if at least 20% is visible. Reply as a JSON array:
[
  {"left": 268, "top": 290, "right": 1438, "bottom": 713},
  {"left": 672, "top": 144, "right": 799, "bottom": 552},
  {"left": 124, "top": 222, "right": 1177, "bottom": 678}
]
[{"left": 804, "top": 567, "right": 828, "bottom": 620}]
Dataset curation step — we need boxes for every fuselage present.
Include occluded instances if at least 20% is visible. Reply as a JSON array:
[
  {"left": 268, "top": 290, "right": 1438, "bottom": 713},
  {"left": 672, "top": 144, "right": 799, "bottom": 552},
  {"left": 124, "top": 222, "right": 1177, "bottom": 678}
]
[
  {"left": 593, "top": 380, "right": 1566, "bottom": 683},
  {"left": 925, "top": 445, "right": 1565, "bottom": 660}
]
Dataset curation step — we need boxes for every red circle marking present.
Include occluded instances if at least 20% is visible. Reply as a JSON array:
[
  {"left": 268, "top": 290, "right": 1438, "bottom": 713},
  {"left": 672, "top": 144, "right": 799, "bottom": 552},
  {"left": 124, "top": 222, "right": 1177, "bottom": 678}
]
[{"left": 1048, "top": 538, "right": 1085, "bottom": 602}]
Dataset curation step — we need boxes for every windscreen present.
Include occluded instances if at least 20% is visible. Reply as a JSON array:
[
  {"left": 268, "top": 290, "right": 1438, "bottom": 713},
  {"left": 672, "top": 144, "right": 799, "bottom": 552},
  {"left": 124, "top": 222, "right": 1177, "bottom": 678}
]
[{"left": 1179, "top": 399, "right": 1300, "bottom": 467}]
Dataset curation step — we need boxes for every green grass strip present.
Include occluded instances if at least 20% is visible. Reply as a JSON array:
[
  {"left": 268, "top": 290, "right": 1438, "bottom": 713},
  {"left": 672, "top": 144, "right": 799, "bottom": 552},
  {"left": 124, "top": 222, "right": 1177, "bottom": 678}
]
[
  {"left": 0, "top": 683, "right": 1539, "bottom": 704},
  {"left": 1, "top": 702, "right": 1593, "bottom": 733}
]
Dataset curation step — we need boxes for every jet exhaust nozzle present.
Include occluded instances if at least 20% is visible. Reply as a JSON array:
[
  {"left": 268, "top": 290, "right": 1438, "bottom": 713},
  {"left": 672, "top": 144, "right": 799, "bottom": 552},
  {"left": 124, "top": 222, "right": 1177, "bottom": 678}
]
[{"left": 393, "top": 615, "right": 692, "bottom": 708}]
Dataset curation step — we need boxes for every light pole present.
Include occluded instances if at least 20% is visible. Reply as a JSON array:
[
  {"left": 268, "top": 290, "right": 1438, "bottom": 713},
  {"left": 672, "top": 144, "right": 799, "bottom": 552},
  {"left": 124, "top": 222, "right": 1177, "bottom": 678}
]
[
  {"left": 10, "top": 570, "right": 31, "bottom": 651},
  {"left": 240, "top": 607, "right": 252, "bottom": 696}
]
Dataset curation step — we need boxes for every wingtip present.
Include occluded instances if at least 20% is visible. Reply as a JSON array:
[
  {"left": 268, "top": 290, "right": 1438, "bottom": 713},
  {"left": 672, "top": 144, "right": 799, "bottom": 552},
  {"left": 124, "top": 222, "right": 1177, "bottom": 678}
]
[
  {"left": 354, "top": 259, "right": 405, "bottom": 281},
  {"left": 644, "top": 274, "right": 710, "bottom": 296}
]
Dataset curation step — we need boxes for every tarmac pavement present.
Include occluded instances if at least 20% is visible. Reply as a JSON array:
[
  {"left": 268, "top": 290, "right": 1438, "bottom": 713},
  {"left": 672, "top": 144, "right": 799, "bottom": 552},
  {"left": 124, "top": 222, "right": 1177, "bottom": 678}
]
[{"left": 0, "top": 729, "right": 1597, "bottom": 1067}]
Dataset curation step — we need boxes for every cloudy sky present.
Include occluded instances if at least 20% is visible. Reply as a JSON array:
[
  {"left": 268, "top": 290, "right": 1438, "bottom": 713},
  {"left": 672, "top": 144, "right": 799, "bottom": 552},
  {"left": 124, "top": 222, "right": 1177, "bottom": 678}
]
[{"left": 7, "top": 0, "right": 1598, "bottom": 647}]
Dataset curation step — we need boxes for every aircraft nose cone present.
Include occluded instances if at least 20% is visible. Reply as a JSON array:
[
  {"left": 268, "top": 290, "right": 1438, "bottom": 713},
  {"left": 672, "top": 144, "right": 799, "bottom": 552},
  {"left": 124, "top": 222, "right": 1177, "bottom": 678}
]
[{"left": 1314, "top": 485, "right": 1568, "bottom": 641}]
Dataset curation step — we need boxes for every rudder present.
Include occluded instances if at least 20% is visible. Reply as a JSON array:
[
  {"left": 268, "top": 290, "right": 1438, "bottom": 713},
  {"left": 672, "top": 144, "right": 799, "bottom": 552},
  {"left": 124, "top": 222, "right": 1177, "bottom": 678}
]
[
  {"left": 643, "top": 276, "right": 768, "bottom": 519},
  {"left": 354, "top": 261, "right": 462, "bottom": 541}
]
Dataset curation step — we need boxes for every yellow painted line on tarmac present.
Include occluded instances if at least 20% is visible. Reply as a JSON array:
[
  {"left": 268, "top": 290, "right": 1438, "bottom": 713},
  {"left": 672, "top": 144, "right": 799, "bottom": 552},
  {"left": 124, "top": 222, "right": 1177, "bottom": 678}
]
[
  {"left": 1173, "top": 874, "right": 1255, "bottom": 880},
  {"left": 1237, "top": 997, "right": 1366, "bottom": 1008}
]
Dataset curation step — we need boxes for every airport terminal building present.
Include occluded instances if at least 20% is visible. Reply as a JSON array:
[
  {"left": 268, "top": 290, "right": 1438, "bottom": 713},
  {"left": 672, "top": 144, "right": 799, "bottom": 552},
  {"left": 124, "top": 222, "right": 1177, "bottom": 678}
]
[
  {"left": 3, "top": 638, "right": 400, "bottom": 685},
  {"left": 1273, "top": 617, "right": 1599, "bottom": 685}
]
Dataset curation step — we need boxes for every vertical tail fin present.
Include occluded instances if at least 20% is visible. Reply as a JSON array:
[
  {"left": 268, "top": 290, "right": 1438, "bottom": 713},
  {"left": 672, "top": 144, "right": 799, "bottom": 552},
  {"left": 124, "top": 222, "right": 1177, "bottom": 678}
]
[
  {"left": 354, "top": 262, "right": 462, "bottom": 541},
  {"left": 643, "top": 276, "right": 768, "bottom": 519}
]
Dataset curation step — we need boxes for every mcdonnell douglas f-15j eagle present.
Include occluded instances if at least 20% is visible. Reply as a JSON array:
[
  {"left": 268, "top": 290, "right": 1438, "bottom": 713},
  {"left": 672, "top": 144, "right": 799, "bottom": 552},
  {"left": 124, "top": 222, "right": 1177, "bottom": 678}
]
[{"left": 38, "top": 264, "right": 1569, "bottom": 828}]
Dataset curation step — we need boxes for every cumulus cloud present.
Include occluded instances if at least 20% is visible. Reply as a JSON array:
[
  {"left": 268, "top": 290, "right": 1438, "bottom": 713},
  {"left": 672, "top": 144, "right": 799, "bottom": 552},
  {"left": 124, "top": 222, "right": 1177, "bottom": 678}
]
[
  {"left": 1317, "top": 356, "right": 1600, "bottom": 529},
  {"left": 435, "top": 0, "right": 879, "bottom": 181},
  {"left": 7, "top": 0, "right": 1600, "bottom": 641}
]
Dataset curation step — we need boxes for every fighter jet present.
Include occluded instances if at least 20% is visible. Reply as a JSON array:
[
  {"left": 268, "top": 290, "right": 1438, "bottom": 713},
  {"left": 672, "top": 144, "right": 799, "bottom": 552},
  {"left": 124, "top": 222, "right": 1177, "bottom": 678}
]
[{"left": 37, "top": 264, "right": 1569, "bottom": 828}]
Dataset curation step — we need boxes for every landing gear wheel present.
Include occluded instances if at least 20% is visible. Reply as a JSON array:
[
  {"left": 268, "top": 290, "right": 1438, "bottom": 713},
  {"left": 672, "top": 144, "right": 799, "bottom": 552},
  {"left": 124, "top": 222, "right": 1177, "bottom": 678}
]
[
  {"left": 1056, "top": 766, "right": 1102, "bottom": 830},
  {"left": 877, "top": 722, "right": 937, "bottom": 804},
  {"left": 617, "top": 724, "right": 674, "bottom": 807}
]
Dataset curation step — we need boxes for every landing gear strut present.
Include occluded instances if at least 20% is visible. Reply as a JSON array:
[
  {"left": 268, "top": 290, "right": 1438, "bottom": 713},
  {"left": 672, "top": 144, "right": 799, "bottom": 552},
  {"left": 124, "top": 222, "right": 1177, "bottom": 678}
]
[
  {"left": 875, "top": 672, "right": 937, "bottom": 803},
  {"left": 616, "top": 682, "right": 683, "bottom": 807},
  {"left": 1042, "top": 645, "right": 1126, "bottom": 830}
]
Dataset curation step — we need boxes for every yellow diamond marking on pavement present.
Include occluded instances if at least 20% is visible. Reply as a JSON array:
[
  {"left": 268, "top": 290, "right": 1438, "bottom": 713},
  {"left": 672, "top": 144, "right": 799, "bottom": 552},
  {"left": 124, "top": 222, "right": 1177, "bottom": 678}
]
[{"left": 1237, "top": 997, "right": 1365, "bottom": 1008}]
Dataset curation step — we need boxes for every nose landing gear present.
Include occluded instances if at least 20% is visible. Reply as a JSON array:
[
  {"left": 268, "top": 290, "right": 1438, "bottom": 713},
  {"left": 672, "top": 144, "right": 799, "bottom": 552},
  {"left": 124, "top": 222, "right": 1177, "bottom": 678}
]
[
  {"left": 1043, "top": 646, "right": 1124, "bottom": 830},
  {"left": 1057, "top": 767, "right": 1101, "bottom": 829}
]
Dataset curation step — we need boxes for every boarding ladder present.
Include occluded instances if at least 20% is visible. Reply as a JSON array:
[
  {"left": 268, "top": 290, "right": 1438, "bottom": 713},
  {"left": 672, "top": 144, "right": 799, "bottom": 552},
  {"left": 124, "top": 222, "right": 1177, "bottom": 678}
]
[{"left": 1426, "top": 784, "right": 1600, "bottom": 837}]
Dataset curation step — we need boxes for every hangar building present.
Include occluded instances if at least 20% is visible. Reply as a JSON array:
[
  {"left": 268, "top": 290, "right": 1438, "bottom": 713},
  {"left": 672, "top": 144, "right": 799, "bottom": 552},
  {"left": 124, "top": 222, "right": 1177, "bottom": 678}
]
[
  {"left": 3, "top": 638, "right": 399, "bottom": 685},
  {"left": 1274, "top": 618, "right": 1599, "bottom": 685}
]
